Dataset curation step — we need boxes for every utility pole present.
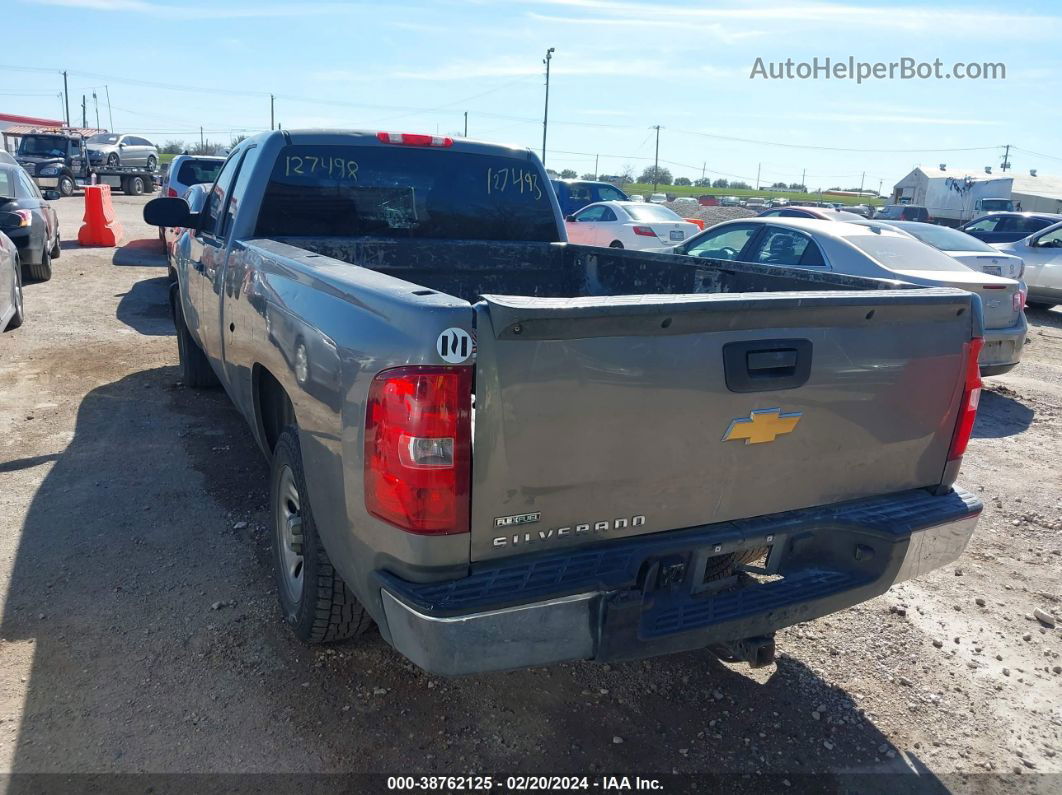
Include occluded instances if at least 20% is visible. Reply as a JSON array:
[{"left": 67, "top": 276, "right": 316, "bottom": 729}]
[
  {"left": 594, "top": 153, "right": 599, "bottom": 178},
  {"left": 200, "top": 126, "right": 205, "bottom": 151},
  {"left": 270, "top": 94, "right": 275, "bottom": 130},
  {"left": 1001, "top": 144, "right": 1011, "bottom": 172},
  {"left": 800, "top": 168, "right": 806, "bottom": 192},
  {"left": 541, "top": 47, "right": 555, "bottom": 166},
  {"left": 81, "top": 94, "right": 87, "bottom": 128},
  {"left": 878, "top": 178, "right": 883, "bottom": 196},
  {"left": 62, "top": 71, "right": 70, "bottom": 127},
  {"left": 701, "top": 162, "right": 706, "bottom": 181},
  {"left": 651, "top": 125, "right": 661, "bottom": 193},
  {"left": 859, "top": 171, "right": 865, "bottom": 194},
  {"left": 92, "top": 91, "right": 99, "bottom": 130},
  {"left": 755, "top": 162, "right": 761, "bottom": 190},
  {"left": 464, "top": 111, "right": 468, "bottom": 137},
  {"left": 104, "top": 85, "right": 113, "bottom": 131}
]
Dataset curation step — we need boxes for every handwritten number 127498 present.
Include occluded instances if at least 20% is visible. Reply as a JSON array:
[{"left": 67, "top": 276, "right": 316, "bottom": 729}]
[
  {"left": 284, "top": 156, "right": 359, "bottom": 180},
  {"left": 486, "top": 168, "right": 542, "bottom": 200}
]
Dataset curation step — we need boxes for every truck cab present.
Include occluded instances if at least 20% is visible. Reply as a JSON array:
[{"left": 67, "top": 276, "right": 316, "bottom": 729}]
[
  {"left": 975, "top": 198, "right": 1014, "bottom": 214},
  {"left": 14, "top": 132, "right": 88, "bottom": 197}
]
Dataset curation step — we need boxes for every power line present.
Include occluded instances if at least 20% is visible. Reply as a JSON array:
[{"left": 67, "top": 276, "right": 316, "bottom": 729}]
[{"left": 673, "top": 127, "right": 1002, "bottom": 154}]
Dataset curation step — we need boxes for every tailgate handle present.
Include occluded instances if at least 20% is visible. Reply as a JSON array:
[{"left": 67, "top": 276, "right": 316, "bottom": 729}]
[{"left": 723, "top": 339, "right": 812, "bottom": 393}]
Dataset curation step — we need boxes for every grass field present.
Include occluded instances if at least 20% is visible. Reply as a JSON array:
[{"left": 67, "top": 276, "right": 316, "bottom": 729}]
[
  {"left": 159, "top": 153, "right": 176, "bottom": 165},
  {"left": 621, "top": 183, "right": 883, "bottom": 206}
]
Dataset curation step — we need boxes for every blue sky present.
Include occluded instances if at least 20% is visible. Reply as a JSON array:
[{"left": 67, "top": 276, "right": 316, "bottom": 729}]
[{"left": 4, "top": 0, "right": 1061, "bottom": 191}]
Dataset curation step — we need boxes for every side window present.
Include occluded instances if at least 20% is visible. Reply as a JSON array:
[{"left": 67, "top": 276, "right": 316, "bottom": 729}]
[
  {"left": 223, "top": 146, "right": 258, "bottom": 238},
  {"left": 684, "top": 224, "right": 758, "bottom": 260},
  {"left": 1021, "top": 217, "right": 1052, "bottom": 235},
  {"left": 799, "top": 240, "right": 827, "bottom": 267},
  {"left": 0, "top": 171, "right": 13, "bottom": 198},
  {"left": 995, "top": 216, "right": 1020, "bottom": 233},
  {"left": 597, "top": 185, "right": 626, "bottom": 202},
  {"left": 599, "top": 207, "right": 617, "bottom": 222},
  {"left": 750, "top": 228, "right": 812, "bottom": 266},
  {"left": 964, "top": 217, "right": 998, "bottom": 232},
  {"left": 21, "top": 171, "right": 42, "bottom": 199},
  {"left": 203, "top": 153, "right": 243, "bottom": 237},
  {"left": 569, "top": 184, "right": 593, "bottom": 202},
  {"left": 1033, "top": 227, "right": 1062, "bottom": 248},
  {"left": 574, "top": 205, "right": 607, "bottom": 222}
]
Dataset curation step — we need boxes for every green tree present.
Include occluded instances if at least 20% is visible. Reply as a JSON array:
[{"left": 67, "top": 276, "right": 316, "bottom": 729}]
[
  {"left": 674, "top": 177, "right": 692, "bottom": 186},
  {"left": 694, "top": 178, "right": 712, "bottom": 187},
  {"left": 712, "top": 178, "right": 729, "bottom": 188},
  {"left": 559, "top": 169, "right": 578, "bottom": 179},
  {"left": 638, "top": 166, "right": 672, "bottom": 185}
]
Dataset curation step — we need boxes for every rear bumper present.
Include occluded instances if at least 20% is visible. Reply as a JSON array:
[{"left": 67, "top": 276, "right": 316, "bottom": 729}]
[
  {"left": 980, "top": 315, "right": 1027, "bottom": 375},
  {"left": 378, "top": 488, "right": 981, "bottom": 675}
]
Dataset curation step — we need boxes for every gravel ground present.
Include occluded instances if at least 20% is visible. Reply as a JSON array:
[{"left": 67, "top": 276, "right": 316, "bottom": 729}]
[{"left": 0, "top": 193, "right": 1059, "bottom": 790}]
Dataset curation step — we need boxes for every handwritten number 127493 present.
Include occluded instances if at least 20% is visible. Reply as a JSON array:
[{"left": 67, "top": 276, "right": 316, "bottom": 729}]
[{"left": 486, "top": 168, "right": 542, "bottom": 200}]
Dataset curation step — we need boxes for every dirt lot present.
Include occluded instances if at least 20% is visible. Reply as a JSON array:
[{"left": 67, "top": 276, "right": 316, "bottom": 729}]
[{"left": 0, "top": 193, "right": 1059, "bottom": 790}]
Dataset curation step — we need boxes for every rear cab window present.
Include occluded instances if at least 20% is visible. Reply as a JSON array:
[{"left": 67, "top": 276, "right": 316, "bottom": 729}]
[
  {"left": 256, "top": 144, "right": 559, "bottom": 242},
  {"left": 177, "top": 159, "right": 223, "bottom": 186}
]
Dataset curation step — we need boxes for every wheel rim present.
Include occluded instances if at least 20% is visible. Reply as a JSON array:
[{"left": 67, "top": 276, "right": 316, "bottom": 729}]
[
  {"left": 107, "top": 154, "right": 119, "bottom": 166},
  {"left": 14, "top": 273, "right": 23, "bottom": 319},
  {"left": 60, "top": 177, "right": 73, "bottom": 194},
  {"left": 275, "top": 465, "right": 305, "bottom": 604},
  {"left": 294, "top": 344, "right": 309, "bottom": 384}
]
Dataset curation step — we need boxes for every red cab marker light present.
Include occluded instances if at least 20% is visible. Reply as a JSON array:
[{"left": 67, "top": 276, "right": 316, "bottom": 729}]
[{"left": 376, "top": 132, "right": 454, "bottom": 148}]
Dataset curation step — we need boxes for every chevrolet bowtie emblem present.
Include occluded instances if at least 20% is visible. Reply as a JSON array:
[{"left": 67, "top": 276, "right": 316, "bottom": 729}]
[{"left": 723, "top": 408, "right": 802, "bottom": 445}]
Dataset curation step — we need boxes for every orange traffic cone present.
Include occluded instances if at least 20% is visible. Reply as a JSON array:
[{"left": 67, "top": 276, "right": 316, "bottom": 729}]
[{"left": 77, "top": 184, "right": 125, "bottom": 247}]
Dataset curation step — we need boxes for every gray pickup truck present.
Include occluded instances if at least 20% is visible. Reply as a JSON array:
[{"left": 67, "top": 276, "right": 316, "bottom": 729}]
[{"left": 145, "top": 130, "right": 985, "bottom": 675}]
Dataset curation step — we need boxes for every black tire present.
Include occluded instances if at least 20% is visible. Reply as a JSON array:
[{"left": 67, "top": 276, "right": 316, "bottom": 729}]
[
  {"left": 170, "top": 283, "right": 219, "bottom": 388},
  {"left": 7, "top": 260, "right": 24, "bottom": 330},
  {"left": 126, "top": 176, "right": 145, "bottom": 196},
  {"left": 50, "top": 230, "right": 60, "bottom": 259},
  {"left": 25, "top": 245, "right": 51, "bottom": 282},
  {"left": 57, "top": 174, "right": 75, "bottom": 197},
  {"left": 106, "top": 153, "right": 120, "bottom": 167},
  {"left": 1026, "top": 302, "right": 1056, "bottom": 311},
  {"left": 609, "top": 240, "right": 624, "bottom": 248},
  {"left": 146, "top": 155, "right": 158, "bottom": 171},
  {"left": 271, "top": 426, "right": 371, "bottom": 644}
]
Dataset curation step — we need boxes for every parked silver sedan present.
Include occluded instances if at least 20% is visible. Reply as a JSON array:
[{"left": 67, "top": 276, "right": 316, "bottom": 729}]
[
  {"left": 86, "top": 133, "right": 159, "bottom": 170},
  {"left": 994, "top": 220, "right": 1062, "bottom": 310},
  {"left": 657, "top": 217, "right": 1027, "bottom": 375},
  {"left": 0, "top": 231, "right": 24, "bottom": 332}
]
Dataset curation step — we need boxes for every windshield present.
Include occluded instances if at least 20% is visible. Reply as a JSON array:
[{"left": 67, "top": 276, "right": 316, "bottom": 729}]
[
  {"left": 256, "top": 144, "right": 559, "bottom": 242},
  {"left": 176, "top": 159, "right": 223, "bottom": 185},
  {"left": 846, "top": 234, "right": 973, "bottom": 273},
  {"left": 88, "top": 134, "right": 119, "bottom": 145},
  {"left": 891, "top": 222, "right": 997, "bottom": 253},
  {"left": 626, "top": 204, "right": 683, "bottom": 222},
  {"left": 17, "top": 135, "right": 69, "bottom": 157},
  {"left": 981, "top": 199, "right": 1011, "bottom": 211}
]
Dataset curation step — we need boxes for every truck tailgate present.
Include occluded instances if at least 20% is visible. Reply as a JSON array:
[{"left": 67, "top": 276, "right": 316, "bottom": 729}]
[{"left": 471, "top": 289, "right": 975, "bottom": 562}]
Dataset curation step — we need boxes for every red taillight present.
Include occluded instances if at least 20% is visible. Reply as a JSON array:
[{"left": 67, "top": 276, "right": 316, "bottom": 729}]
[
  {"left": 167, "top": 187, "right": 178, "bottom": 197},
  {"left": 376, "top": 131, "right": 453, "bottom": 148},
  {"left": 364, "top": 365, "right": 471, "bottom": 534},
  {"left": 947, "top": 337, "right": 983, "bottom": 462},
  {"left": 1015, "top": 287, "right": 1027, "bottom": 312},
  {"left": 3, "top": 209, "right": 33, "bottom": 228},
  {"left": 632, "top": 225, "right": 658, "bottom": 237}
]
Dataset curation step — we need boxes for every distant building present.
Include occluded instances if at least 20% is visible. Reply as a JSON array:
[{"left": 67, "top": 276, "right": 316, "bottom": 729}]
[
  {"left": 0, "top": 112, "right": 65, "bottom": 151},
  {"left": 893, "top": 165, "right": 1062, "bottom": 216}
]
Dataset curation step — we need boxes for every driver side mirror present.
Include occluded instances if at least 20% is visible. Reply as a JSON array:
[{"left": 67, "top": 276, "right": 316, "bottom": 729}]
[
  {"left": 565, "top": 214, "right": 576, "bottom": 222},
  {"left": 144, "top": 197, "right": 197, "bottom": 229}
]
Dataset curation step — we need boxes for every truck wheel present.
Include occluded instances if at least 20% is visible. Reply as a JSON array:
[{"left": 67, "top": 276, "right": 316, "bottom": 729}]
[
  {"left": 146, "top": 155, "right": 158, "bottom": 171},
  {"left": 271, "top": 426, "right": 372, "bottom": 644},
  {"left": 58, "top": 175, "right": 75, "bottom": 197},
  {"left": 25, "top": 247, "right": 52, "bottom": 282},
  {"left": 126, "top": 176, "right": 145, "bottom": 196},
  {"left": 7, "top": 263, "right": 24, "bottom": 330},
  {"left": 170, "top": 283, "right": 219, "bottom": 388},
  {"left": 107, "top": 153, "right": 120, "bottom": 167}
]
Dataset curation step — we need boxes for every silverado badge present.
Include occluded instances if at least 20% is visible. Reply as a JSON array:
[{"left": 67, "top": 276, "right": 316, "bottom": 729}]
[{"left": 723, "top": 408, "right": 802, "bottom": 445}]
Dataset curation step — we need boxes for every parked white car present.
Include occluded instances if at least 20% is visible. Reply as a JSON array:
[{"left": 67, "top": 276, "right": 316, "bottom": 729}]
[
  {"left": 648, "top": 193, "right": 668, "bottom": 204},
  {"left": 628, "top": 194, "right": 644, "bottom": 202},
  {"left": 564, "top": 201, "right": 701, "bottom": 250},
  {"left": 994, "top": 220, "right": 1062, "bottom": 310},
  {"left": 720, "top": 196, "right": 741, "bottom": 206},
  {"left": 859, "top": 221, "right": 1024, "bottom": 281},
  {"left": 657, "top": 217, "right": 1027, "bottom": 375},
  {"left": 672, "top": 196, "right": 698, "bottom": 207},
  {"left": 745, "top": 197, "right": 768, "bottom": 209},
  {"left": 160, "top": 154, "right": 224, "bottom": 200}
]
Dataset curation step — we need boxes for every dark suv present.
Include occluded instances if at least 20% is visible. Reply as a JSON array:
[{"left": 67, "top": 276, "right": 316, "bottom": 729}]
[
  {"left": 875, "top": 204, "right": 930, "bottom": 222},
  {"left": 551, "top": 179, "right": 628, "bottom": 216}
]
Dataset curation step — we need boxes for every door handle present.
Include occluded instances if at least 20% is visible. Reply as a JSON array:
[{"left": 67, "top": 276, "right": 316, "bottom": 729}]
[{"left": 723, "top": 339, "right": 812, "bottom": 393}]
